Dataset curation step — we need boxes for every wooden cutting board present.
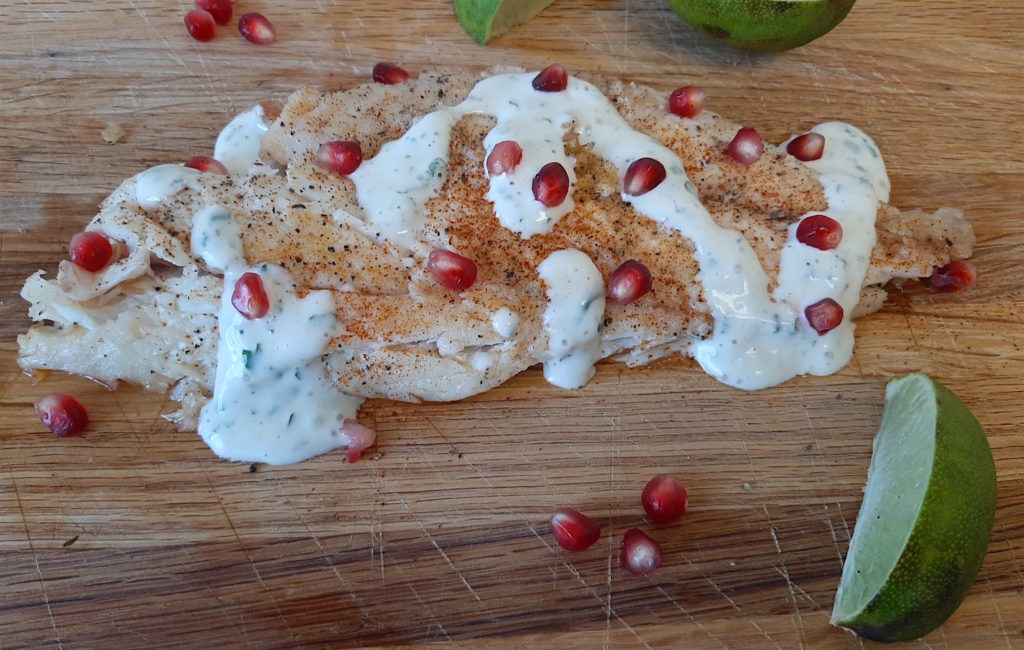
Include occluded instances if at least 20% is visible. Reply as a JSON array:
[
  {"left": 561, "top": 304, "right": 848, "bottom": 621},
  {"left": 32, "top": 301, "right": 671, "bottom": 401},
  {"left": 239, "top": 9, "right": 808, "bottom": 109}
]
[{"left": 1, "top": 1, "right": 1021, "bottom": 646}]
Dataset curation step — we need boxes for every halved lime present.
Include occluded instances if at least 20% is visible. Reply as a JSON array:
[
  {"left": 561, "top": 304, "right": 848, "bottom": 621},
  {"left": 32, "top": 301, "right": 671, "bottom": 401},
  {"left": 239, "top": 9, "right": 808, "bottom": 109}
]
[
  {"left": 666, "top": 0, "right": 856, "bottom": 52},
  {"left": 831, "top": 373, "right": 997, "bottom": 642},
  {"left": 454, "top": 0, "right": 555, "bottom": 44}
]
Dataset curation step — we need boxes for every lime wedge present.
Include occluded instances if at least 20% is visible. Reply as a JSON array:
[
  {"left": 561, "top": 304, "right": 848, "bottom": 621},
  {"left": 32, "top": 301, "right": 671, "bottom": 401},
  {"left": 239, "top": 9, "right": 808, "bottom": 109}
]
[
  {"left": 831, "top": 373, "right": 997, "bottom": 642},
  {"left": 454, "top": 0, "right": 555, "bottom": 44}
]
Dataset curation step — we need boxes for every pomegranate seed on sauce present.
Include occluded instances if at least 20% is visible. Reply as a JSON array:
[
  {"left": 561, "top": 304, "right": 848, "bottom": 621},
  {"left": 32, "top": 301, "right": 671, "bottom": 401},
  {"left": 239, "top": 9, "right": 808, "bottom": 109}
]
[
  {"left": 927, "top": 260, "right": 976, "bottom": 292},
  {"left": 668, "top": 86, "right": 707, "bottom": 119},
  {"left": 641, "top": 475, "right": 688, "bottom": 525},
  {"left": 184, "top": 156, "right": 229, "bottom": 175},
  {"left": 195, "top": 0, "right": 232, "bottom": 25},
  {"left": 231, "top": 272, "right": 270, "bottom": 319},
  {"left": 372, "top": 62, "right": 409, "bottom": 85},
  {"left": 238, "top": 12, "right": 275, "bottom": 45},
  {"left": 787, "top": 132, "right": 825, "bottom": 162},
  {"left": 727, "top": 127, "right": 764, "bottom": 166},
  {"left": 623, "top": 157, "right": 667, "bottom": 196},
  {"left": 532, "top": 64, "right": 568, "bottom": 92},
  {"left": 427, "top": 249, "right": 478, "bottom": 291},
  {"left": 34, "top": 393, "right": 88, "bottom": 437},
  {"left": 69, "top": 231, "right": 114, "bottom": 272},
  {"left": 184, "top": 9, "right": 216, "bottom": 42},
  {"left": 608, "top": 260, "right": 653, "bottom": 305},
  {"left": 621, "top": 528, "right": 663, "bottom": 576},
  {"left": 532, "top": 162, "right": 570, "bottom": 207},
  {"left": 804, "top": 298, "right": 844, "bottom": 335},
  {"left": 485, "top": 140, "right": 523, "bottom": 176},
  {"left": 340, "top": 419, "right": 376, "bottom": 463},
  {"left": 550, "top": 508, "right": 601, "bottom": 551},
  {"left": 316, "top": 141, "right": 363, "bottom": 176},
  {"left": 796, "top": 214, "right": 843, "bottom": 250}
]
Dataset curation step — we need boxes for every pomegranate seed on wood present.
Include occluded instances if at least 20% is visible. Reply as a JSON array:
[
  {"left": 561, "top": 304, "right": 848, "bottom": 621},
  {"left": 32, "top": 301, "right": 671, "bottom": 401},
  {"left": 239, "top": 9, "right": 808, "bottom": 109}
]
[
  {"left": 532, "top": 162, "right": 570, "bottom": 207},
  {"left": 927, "top": 260, "right": 976, "bottom": 292},
  {"left": 34, "top": 393, "right": 88, "bottom": 437},
  {"left": 787, "top": 132, "right": 825, "bottom": 161},
  {"left": 238, "top": 12, "right": 275, "bottom": 45},
  {"left": 532, "top": 64, "right": 568, "bottom": 92},
  {"left": 623, "top": 157, "right": 667, "bottom": 196},
  {"left": 608, "top": 260, "right": 652, "bottom": 305},
  {"left": 796, "top": 214, "right": 843, "bottom": 250},
  {"left": 372, "top": 62, "right": 410, "bottom": 85},
  {"left": 804, "top": 298, "right": 844, "bottom": 335},
  {"left": 195, "top": 0, "right": 232, "bottom": 25},
  {"left": 641, "top": 475, "right": 688, "bottom": 525},
  {"left": 427, "top": 249, "right": 478, "bottom": 291},
  {"left": 550, "top": 508, "right": 601, "bottom": 551},
  {"left": 726, "top": 127, "right": 764, "bottom": 166},
  {"left": 340, "top": 419, "right": 376, "bottom": 463},
  {"left": 231, "top": 272, "right": 270, "bottom": 319},
  {"left": 184, "top": 9, "right": 216, "bottom": 42},
  {"left": 69, "top": 231, "right": 114, "bottom": 272},
  {"left": 185, "top": 156, "right": 229, "bottom": 175},
  {"left": 316, "top": 141, "right": 363, "bottom": 176},
  {"left": 485, "top": 140, "right": 523, "bottom": 176},
  {"left": 621, "top": 528, "right": 663, "bottom": 576},
  {"left": 668, "top": 86, "right": 707, "bottom": 118}
]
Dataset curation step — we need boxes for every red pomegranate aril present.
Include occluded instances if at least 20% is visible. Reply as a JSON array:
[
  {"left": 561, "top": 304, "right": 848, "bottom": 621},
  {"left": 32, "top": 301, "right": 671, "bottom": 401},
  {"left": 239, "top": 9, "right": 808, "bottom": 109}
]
[
  {"left": 668, "top": 86, "right": 707, "bottom": 119},
  {"left": 486, "top": 140, "right": 523, "bottom": 176},
  {"left": 427, "top": 249, "right": 478, "bottom": 291},
  {"left": 787, "top": 132, "right": 825, "bottom": 161},
  {"left": 927, "top": 260, "right": 977, "bottom": 292},
  {"left": 340, "top": 419, "right": 376, "bottom": 463},
  {"left": 621, "top": 528, "right": 663, "bottom": 576},
  {"left": 804, "top": 298, "right": 844, "bottom": 335},
  {"left": 34, "top": 393, "right": 88, "bottom": 437},
  {"left": 608, "top": 260, "right": 653, "bottom": 305},
  {"left": 372, "top": 62, "right": 410, "bottom": 85},
  {"left": 727, "top": 127, "right": 764, "bottom": 166},
  {"left": 550, "top": 508, "right": 601, "bottom": 551},
  {"left": 532, "top": 162, "right": 570, "bottom": 207},
  {"left": 195, "top": 0, "right": 232, "bottom": 25},
  {"left": 316, "top": 141, "right": 363, "bottom": 176},
  {"left": 623, "top": 157, "right": 667, "bottom": 196},
  {"left": 532, "top": 64, "right": 568, "bottom": 92},
  {"left": 184, "top": 155, "right": 229, "bottom": 175},
  {"left": 184, "top": 9, "right": 216, "bottom": 42},
  {"left": 231, "top": 272, "right": 270, "bottom": 319},
  {"left": 641, "top": 474, "right": 688, "bottom": 525},
  {"left": 796, "top": 214, "right": 843, "bottom": 250},
  {"left": 69, "top": 231, "right": 114, "bottom": 272},
  {"left": 238, "top": 12, "right": 275, "bottom": 45}
]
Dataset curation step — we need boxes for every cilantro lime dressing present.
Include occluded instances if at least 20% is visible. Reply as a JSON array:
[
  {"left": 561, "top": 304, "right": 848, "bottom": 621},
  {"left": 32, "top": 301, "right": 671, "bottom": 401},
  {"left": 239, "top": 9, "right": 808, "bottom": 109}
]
[
  {"left": 537, "top": 249, "right": 605, "bottom": 389},
  {"left": 214, "top": 105, "right": 269, "bottom": 175},
  {"left": 135, "top": 164, "right": 202, "bottom": 210}
]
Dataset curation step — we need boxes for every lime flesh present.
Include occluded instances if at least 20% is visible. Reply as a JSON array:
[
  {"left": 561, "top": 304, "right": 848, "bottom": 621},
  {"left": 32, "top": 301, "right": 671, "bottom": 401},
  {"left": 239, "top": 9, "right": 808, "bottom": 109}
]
[
  {"left": 831, "top": 373, "right": 997, "bottom": 642},
  {"left": 454, "top": 0, "right": 555, "bottom": 44}
]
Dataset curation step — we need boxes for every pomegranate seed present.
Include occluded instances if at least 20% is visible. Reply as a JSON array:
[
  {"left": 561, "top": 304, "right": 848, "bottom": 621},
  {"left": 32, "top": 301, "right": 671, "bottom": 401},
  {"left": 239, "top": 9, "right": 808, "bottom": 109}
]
[
  {"left": 184, "top": 156, "right": 229, "bottom": 175},
  {"left": 623, "top": 157, "right": 667, "bottom": 196},
  {"left": 238, "top": 12, "right": 275, "bottom": 45},
  {"left": 550, "top": 508, "right": 601, "bottom": 551},
  {"left": 34, "top": 393, "right": 88, "bottom": 437},
  {"left": 316, "top": 141, "right": 363, "bottom": 176},
  {"left": 184, "top": 9, "right": 216, "bottom": 42},
  {"left": 641, "top": 475, "right": 688, "bottom": 525},
  {"left": 796, "top": 214, "right": 843, "bottom": 250},
  {"left": 726, "top": 127, "right": 764, "bottom": 166},
  {"left": 69, "top": 231, "right": 114, "bottom": 273},
  {"left": 621, "top": 528, "right": 663, "bottom": 576},
  {"left": 668, "top": 86, "right": 707, "bottom": 118},
  {"left": 427, "top": 249, "right": 478, "bottom": 291},
  {"left": 372, "top": 62, "right": 410, "bottom": 85},
  {"left": 195, "top": 0, "right": 232, "bottom": 25},
  {"left": 485, "top": 140, "right": 523, "bottom": 177},
  {"left": 231, "top": 272, "right": 270, "bottom": 319},
  {"left": 340, "top": 419, "right": 376, "bottom": 463},
  {"left": 532, "top": 162, "right": 570, "bottom": 207},
  {"left": 608, "top": 260, "right": 653, "bottom": 305},
  {"left": 532, "top": 64, "right": 568, "bottom": 92},
  {"left": 787, "top": 132, "right": 825, "bottom": 161},
  {"left": 804, "top": 298, "right": 844, "bottom": 335},
  {"left": 927, "top": 260, "right": 977, "bottom": 292}
]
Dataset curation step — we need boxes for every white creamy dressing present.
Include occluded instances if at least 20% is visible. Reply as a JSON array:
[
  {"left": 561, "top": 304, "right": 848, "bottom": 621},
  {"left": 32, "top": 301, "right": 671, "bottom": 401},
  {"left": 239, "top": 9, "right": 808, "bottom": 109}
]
[
  {"left": 135, "top": 164, "right": 202, "bottom": 210},
  {"left": 491, "top": 307, "right": 520, "bottom": 337},
  {"left": 537, "top": 249, "right": 606, "bottom": 389},
  {"left": 214, "top": 105, "right": 270, "bottom": 175}
]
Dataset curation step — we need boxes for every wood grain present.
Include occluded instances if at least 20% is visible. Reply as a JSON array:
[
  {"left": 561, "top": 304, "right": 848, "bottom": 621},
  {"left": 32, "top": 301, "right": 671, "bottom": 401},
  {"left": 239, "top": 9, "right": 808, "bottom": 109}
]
[{"left": 1, "top": 1, "right": 1022, "bottom": 647}]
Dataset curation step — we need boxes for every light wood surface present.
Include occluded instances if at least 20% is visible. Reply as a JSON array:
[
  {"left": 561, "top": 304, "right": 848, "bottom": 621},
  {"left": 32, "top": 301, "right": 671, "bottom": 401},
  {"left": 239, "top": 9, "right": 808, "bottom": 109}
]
[{"left": 1, "top": 1, "right": 1022, "bottom": 647}]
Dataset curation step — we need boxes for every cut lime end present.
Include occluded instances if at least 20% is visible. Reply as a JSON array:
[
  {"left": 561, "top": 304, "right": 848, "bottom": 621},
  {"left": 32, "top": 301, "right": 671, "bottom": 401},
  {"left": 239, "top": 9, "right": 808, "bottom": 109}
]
[{"left": 454, "top": 0, "right": 555, "bottom": 44}]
